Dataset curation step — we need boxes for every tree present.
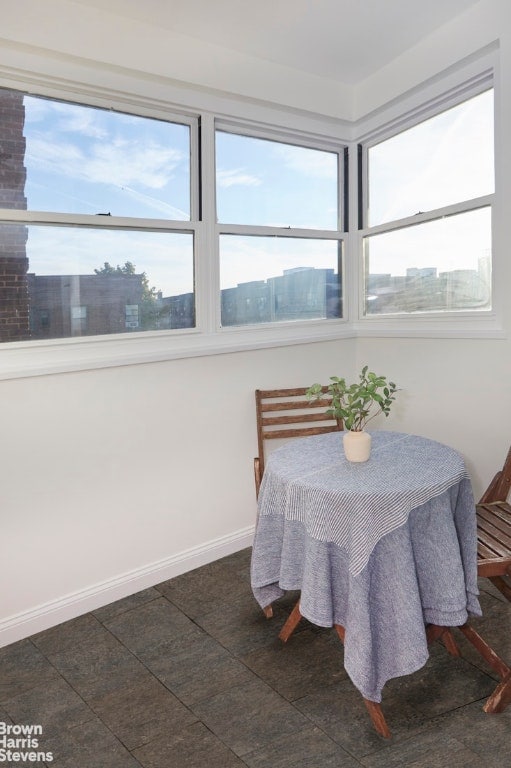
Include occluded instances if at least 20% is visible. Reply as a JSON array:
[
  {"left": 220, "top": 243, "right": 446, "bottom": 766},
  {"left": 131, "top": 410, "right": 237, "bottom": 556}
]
[
  {"left": 94, "top": 261, "right": 160, "bottom": 330},
  {"left": 94, "top": 261, "right": 136, "bottom": 277}
]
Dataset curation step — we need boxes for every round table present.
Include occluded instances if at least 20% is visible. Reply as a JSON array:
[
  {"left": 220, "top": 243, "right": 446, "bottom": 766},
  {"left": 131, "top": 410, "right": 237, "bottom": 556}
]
[{"left": 251, "top": 430, "right": 481, "bottom": 703}]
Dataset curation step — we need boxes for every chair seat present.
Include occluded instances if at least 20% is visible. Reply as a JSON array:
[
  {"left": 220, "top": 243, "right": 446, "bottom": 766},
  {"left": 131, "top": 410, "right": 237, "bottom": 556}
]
[
  {"left": 476, "top": 500, "right": 511, "bottom": 605},
  {"left": 477, "top": 501, "right": 511, "bottom": 573}
]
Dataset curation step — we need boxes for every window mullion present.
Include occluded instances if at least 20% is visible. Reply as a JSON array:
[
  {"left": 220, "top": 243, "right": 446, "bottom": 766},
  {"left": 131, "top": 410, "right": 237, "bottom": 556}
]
[{"left": 195, "top": 112, "right": 218, "bottom": 333}]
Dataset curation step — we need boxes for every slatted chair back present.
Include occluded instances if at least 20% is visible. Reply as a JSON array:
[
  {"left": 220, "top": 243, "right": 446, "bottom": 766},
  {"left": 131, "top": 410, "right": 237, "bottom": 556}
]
[
  {"left": 254, "top": 386, "right": 342, "bottom": 496},
  {"left": 476, "top": 444, "right": 511, "bottom": 602},
  {"left": 479, "top": 445, "right": 511, "bottom": 503}
]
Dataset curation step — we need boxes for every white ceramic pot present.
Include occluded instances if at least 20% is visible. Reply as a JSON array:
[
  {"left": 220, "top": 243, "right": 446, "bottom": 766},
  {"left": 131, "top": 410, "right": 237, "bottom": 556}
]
[{"left": 343, "top": 430, "right": 371, "bottom": 462}]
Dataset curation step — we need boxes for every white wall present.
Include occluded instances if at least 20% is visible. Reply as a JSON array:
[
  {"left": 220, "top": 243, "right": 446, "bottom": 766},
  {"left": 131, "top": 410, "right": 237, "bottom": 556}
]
[
  {"left": 1, "top": 0, "right": 510, "bottom": 646},
  {"left": 354, "top": 337, "right": 511, "bottom": 496},
  {"left": 0, "top": 339, "right": 356, "bottom": 644}
]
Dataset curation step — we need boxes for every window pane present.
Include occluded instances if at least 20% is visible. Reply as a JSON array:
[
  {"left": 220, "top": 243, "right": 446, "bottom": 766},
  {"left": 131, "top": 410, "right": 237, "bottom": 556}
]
[
  {"left": 0, "top": 223, "right": 194, "bottom": 342},
  {"left": 368, "top": 89, "right": 494, "bottom": 226},
  {"left": 0, "top": 88, "right": 190, "bottom": 219},
  {"left": 220, "top": 235, "right": 342, "bottom": 326},
  {"left": 364, "top": 207, "right": 491, "bottom": 315},
  {"left": 216, "top": 131, "right": 339, "bottom": 229}
]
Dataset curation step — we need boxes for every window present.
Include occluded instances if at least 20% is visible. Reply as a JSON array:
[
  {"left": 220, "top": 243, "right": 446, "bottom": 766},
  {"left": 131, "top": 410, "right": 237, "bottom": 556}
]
[
  {"left": 71, "top": 305, "right": 87, "bottom": 335},
  {"left": 0, "top": 88, "right": 196, "bottom": 343},
  {"left": 215, "top": 129, "right": 344, "bottom": 327},
  {"left": 362, "top": 87, "right": 494, "bottom": 316},
  {"left": 18, "top": 224, "right": 194, "bottom": 340},
  {"left": 125, "top": 304, "right": 139, "bottom": 329},
  {"left": 0, "top": 68, "right": 498, "bottom": 376}
]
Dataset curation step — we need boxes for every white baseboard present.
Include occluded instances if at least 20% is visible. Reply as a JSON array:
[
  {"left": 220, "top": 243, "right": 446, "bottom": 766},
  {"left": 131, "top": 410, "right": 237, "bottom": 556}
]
[{"left": 0, "top": 525, "right": 255, "bottom": 648}]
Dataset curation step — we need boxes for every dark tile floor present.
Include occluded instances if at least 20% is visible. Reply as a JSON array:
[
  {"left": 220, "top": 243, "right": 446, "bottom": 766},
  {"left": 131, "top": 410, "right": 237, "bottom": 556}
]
[{"left": 1, "top": 547, "right": 511, "bottom": 767}]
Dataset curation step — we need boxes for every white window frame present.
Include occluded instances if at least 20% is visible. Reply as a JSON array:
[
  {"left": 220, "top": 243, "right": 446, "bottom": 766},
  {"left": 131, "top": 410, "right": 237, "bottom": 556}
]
[
  {"left": 0, "top": 85, "right": 205, "bottom": 375},
  {"left": 0, "top": 51, "right": 502, "bottom": 380},
  {"left": 0, "top": 95, "right": 351, "bottom": 379},
  {"left": 213, "top": 120, "right": 347, "bottom": 332},
  {"left": 352, "top": 68, "right": 501, "bottom": 338}
]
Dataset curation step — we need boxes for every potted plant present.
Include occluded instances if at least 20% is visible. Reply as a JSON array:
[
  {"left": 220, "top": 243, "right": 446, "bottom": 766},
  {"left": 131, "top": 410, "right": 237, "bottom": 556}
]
[{"left": 307, "top": 366, "right": 398, "bottom": 462}]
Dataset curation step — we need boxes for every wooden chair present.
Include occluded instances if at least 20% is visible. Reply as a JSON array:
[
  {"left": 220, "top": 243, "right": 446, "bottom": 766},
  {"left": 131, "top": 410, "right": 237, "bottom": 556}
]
[
  {"left": 476, "top": 444, "right": 511, "bottom": 714},
  {"left": 254, "top": 386, "right": 342, "bottom": 620},
  {"left": 476, "top": 444, "right": 511, "bottom": 602},
  {"left": 254, "top": 386, "right": 342, "bottom": 498}
]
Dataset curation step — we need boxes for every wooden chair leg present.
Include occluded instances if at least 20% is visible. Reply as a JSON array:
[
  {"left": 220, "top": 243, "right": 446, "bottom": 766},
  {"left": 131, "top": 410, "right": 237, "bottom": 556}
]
[
  {"left": 282, "top": 618, "right": 511, "bottom": 732},
  {"left": 285, "top": 617, "right": 391, "bottom": 738},
  {"left": 363, "top": 699, "right": 392, "bottom": 739},
  {"left": 426, "top": 624, "right": 461, "bottom": 657},
  {"left": 334, "top": 623, "right": 391, "bottom": 738},
  {"left": 263, "top": 605, "right": 273, "bottom": 619},
  {"left": 440, "top": 628, "right": 461, "bottom": 657},
  {"left": 489, "top": 575, "right": 511, "bottom": 603},
  {"left": 278, "top": 601, "right": 302, "bottom": 642},
  {"left": 483, "top": 671, "right": 511, "bottom": 713},
  {"left": 458, "top": 623, "right": 511, "bottom": 680},
  {"left": 442, "top": 623, "right": 511, "bottom": 715}
]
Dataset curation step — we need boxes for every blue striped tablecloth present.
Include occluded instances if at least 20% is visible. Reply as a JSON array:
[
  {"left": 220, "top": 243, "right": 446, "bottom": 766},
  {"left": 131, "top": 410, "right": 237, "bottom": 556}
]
[{"left": 251, "top": 431, "right": 481, "bottom": 702}]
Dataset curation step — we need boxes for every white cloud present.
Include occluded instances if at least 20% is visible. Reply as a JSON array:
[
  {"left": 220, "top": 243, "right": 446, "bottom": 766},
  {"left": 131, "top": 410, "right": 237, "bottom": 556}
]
[
  {"left": 26, "top": 135, "right": 184, "bottom": 191},
  {"left": 25, "top": 97, "right": 108, "bottom": 139},
  {"left": 216, "top": 168, "right": 262, "bottom": 188},
  {"left": 85, "top": 141, "right": 184, "bottom": 189},
  {"left": 55, "top": 104, "right": 109, "bottom": 140}
]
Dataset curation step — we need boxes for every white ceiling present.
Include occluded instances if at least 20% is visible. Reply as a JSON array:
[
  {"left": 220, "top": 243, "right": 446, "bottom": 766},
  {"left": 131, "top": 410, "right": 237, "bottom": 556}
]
[{"left": 73, "top": 0, "right": 482, "bottom": 84}]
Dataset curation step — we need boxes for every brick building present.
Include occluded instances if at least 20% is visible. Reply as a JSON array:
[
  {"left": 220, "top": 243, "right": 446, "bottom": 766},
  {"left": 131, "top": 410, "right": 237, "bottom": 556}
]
[
  {"left": 27, "top": 273, "right": 148, "bottom": 339},
  {"left": 0, "top": 89, "right": 30, "bottom": 341}
]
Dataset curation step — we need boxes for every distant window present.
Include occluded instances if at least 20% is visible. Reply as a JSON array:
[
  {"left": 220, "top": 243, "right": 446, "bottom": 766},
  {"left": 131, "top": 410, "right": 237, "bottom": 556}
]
[
  {"left": 39, "top": 309, "right": 50, "bottom": 329},
  {"left": 216, "top": 128, "right": 344, "bottom": 327},
  {"left": 362, "top": 88, "right": 494, "bottom": 316},
  {"left": 71, "top": 305, "right": 87, "bottom": 335},
  {"left": 125, "top": 304, "right": 139, "bottom": 329}
]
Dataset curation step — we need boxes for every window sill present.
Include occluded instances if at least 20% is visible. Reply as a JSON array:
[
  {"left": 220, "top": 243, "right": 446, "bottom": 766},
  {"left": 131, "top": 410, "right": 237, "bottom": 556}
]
[
  {"left": 0, "top": 320, "right": 354, "bottom": 380},
  {"left": 353, "top": 311, "right": 506, "bottom": 339},
  {"left": 0, "top": 311, "right": 506, "bottom": 381}
]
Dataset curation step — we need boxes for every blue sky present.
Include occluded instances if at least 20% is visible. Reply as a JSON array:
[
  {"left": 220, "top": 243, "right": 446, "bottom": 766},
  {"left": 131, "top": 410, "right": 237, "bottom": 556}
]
[
  {"left": 24, "top": 96, "right": 190, "bottom": 219},
  {"left": 215, "top": 131, "right": 338, "bottom": 230}
]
